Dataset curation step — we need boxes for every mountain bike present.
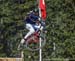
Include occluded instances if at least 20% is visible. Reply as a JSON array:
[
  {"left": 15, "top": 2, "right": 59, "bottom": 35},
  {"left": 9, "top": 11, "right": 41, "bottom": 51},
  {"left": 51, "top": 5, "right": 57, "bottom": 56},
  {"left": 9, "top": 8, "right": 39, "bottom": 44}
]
[{"left": 25, "top": 29, "right": 46, "bottom": 51}]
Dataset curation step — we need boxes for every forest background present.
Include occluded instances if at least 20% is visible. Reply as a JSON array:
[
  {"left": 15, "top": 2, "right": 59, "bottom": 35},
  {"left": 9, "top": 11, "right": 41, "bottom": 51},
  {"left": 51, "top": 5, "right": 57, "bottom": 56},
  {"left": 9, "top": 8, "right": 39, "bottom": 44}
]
[{"left": 0, "top": 0, "right": 75, "bottom": 61}]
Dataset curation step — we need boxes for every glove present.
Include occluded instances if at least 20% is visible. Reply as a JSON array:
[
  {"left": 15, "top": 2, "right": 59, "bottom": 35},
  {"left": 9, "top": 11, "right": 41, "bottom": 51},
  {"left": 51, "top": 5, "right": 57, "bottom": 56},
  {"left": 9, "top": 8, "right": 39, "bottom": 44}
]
[{"left": 40, "top": 26, "right": 43, "bottom": 31}]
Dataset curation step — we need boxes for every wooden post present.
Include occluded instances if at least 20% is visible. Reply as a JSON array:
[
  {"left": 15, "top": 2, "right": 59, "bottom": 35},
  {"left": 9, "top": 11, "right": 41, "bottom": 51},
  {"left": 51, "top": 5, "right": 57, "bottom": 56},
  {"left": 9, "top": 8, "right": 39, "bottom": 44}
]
[
  {"left": 0, "top": 58, "right": 23, "bottom": 61},
  {"left": 21, "top": 51, "right": 24, "bottom": 61},
  {"left": 39, "top": 37, "right": 42, "bottom": 61}
]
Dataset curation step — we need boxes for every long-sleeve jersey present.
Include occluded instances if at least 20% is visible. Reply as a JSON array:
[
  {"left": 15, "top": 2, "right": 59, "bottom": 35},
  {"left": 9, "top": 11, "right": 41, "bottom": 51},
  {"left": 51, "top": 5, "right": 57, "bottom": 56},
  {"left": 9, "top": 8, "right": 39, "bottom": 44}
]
[{"left": 25, "top": 13, "right": 39, "bottom": 24}]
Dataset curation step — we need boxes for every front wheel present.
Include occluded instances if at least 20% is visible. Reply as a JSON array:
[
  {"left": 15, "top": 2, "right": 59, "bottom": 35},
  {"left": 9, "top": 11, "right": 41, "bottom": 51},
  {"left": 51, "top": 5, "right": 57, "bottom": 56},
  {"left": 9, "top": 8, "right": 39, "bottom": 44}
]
[{"left": 25, "top": 32, "right": 46, "bottom": 51}]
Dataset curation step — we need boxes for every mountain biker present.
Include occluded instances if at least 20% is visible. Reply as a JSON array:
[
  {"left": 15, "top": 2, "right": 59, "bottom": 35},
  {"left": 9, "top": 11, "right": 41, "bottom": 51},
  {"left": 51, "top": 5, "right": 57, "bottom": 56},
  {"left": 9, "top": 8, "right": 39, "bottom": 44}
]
[{"left": 18, "top": 9, "right": 43, "bottom": 49}]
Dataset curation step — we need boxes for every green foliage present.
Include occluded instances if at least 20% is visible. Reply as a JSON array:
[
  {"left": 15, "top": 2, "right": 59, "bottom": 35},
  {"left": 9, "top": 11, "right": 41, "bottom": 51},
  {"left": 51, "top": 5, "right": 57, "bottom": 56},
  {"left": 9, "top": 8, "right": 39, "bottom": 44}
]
[
  {"left": 46, "top": 0, "right": 75, "bottom": 59},
  {"left": 0, "top": 0, "right": 75, "bottom": 60}
]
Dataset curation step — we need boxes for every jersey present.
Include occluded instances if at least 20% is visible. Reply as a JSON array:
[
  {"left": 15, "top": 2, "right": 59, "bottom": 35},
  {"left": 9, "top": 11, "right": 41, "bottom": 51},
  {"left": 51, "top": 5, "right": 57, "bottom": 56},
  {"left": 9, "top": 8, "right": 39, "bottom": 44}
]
[{"left": 25, "top": 13, "right": 39, "bottom": 24}]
